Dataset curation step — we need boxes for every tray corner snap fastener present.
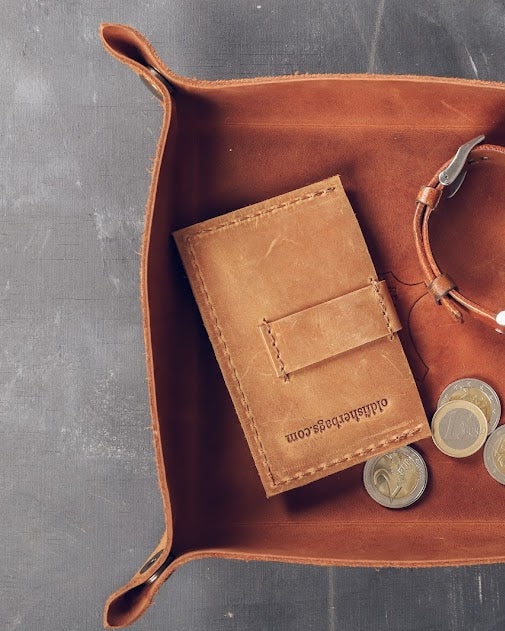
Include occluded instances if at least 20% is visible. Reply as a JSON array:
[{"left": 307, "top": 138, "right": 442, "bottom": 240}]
[
  {"left": 139, "top": 549, "right": 163, "bottom": 574},
  {"left": 145, "top": 554, "right": 176, "bottom": 585}
]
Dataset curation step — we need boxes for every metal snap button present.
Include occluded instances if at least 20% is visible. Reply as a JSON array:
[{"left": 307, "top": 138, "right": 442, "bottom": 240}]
[
  {"left": 139, "top": 549, "right": 163, "bottom": 574},
  {"left": 139, "top": 65, "right": 176, "bottom": 100},
  {"left": 145, "top": 554, "right": 175, "bottom": 585}
]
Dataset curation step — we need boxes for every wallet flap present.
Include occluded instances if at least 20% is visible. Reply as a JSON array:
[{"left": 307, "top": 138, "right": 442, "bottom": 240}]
[{"left": 259, "top": 280, "right": 401, "bottom": 378}]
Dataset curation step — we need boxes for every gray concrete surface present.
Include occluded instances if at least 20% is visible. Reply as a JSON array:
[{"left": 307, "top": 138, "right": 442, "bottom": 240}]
[{"left": 2, "top": 1, "right": 505, "bottom": 629}]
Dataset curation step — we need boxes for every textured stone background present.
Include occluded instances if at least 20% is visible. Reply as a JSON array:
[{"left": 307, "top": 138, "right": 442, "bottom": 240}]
[{"left": 2, "top": 1, "right": 505, "bottom": 629}]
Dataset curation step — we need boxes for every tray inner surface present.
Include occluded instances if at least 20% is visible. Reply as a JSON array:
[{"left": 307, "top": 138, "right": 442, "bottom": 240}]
[{"left": 152, "top": 76, "right": 505, "bottom": 564}]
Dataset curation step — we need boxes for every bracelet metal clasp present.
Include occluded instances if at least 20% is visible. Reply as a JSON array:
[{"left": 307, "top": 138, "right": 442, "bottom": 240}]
[{"left": 439, "top": 134, "right": 485, "bottom": 198}]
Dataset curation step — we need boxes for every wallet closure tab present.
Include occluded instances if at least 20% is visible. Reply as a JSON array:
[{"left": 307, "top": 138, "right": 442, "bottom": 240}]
[{"left": 259, "top": 279, "right": 401, "bottom": 378}]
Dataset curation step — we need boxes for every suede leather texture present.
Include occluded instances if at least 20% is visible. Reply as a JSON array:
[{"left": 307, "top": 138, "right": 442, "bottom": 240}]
[
  {"left": 100, "top": 23, "right": 505, "bottom": 629},
  {"left": 173, "top": 175, "right": 429, "bottom": 496}
]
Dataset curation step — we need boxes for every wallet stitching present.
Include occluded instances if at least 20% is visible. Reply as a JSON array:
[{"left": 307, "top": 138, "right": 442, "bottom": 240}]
[
  {"left": 184, "top": 186, "right": 417, "bottom": 489},
  {"left": 273, "top": 425, "right": 424, "bottom": 487},
  {"left": 261, "top": 318, "right": 289, "bottom": 381},
  {"left": 189, "top": 185, "right": 338, "bottom": 235},
  {"left": 370, "top": 278, "right": 395, "bottom": 340},
  {"left": 185, "top": 237, "right": 277, "bottom": 485}
]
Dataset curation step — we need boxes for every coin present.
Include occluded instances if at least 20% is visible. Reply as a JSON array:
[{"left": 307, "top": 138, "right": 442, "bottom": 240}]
[
  {"left": 431, "top": 400, "right": 488, "bottom": 457},
  {"left": 363, "top": 446, "right": 428, "bottom": 509},
  {"left": 437, "top": 378, "right": 501, "bottom": 435},
  {"left": 483, "top": 425, "right": 505, "bottom": 485}
]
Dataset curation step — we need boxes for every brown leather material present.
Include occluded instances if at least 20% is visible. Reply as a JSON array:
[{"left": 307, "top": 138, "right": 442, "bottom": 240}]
[
  {"left": 100, "top": 22, "right": 505, "bottom": 629},
  {"left": 173, "top": 176, "right": 428, "bottom": 496},
  {"left": 414, "top": 146, "right": 505, "bottom": 332},
  {"left": 416, "top": 186, "right": 442, "bottom": 209},
  {"left": 259, "top": 280, "right": 402, "bottom": 376},
  {"left": 428, "top": 273, "right": 457, "bottom": 303}
]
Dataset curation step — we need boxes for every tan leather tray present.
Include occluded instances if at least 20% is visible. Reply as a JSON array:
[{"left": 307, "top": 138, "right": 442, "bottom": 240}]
[{"left": 100, "top": 23, "right": 505, "bottom": 628}]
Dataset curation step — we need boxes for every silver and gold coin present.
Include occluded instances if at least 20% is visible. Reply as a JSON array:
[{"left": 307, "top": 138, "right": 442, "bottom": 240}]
[
  {"left": 437, "top": 378, "right": 501, "bottom": 435},
  {"left": 363, "top": 446, "right": 428, "bottom": 509},
  {"left": 431, "top": 400, "right": 488, "bottom": 457},
  {"left": 483, "top": 425, "right": 505, "bottom": 485}
]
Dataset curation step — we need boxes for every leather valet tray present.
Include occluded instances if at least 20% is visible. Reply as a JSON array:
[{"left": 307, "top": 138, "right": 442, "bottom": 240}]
[{"left": 100, "top": 23, "right": 505, "bottom": 628}]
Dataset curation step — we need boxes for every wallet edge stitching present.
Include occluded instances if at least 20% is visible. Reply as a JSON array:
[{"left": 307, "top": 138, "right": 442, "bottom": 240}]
[
  {"left": 187, "top": 185, "right": 338, "bottom": 235},
  {"left": 273, "top": 425, "right": 424, "bottom": 487},
  {"left": 185, "top": 236, "right": 277, "bottom": 486}
]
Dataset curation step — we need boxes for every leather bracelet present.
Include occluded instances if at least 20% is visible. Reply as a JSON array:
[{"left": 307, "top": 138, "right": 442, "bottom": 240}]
[{"left": 414, "top": 135, "right": 505, "bottom": 335}]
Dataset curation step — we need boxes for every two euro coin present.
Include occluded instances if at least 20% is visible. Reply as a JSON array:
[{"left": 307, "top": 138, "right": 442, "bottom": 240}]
[
  {"left": 437, "top": 378, "right": 501, "bottom": 435},
  {"left": 363, "top": 446, "right": 428, "bottom": 509},
  {"left": 432, "top": 379, "right": 500, "bottom": 458}
]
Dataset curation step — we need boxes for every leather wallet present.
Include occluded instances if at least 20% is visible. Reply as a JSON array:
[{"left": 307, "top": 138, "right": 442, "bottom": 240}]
[
  {"left": 100, "top": 23, "right": 505, "bottom": 629},
  {"left": 173, "top": 175, "right": 429, "bottom": 496}
]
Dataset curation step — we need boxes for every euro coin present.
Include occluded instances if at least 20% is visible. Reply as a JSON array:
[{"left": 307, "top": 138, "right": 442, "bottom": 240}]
[
  {"left": 437, "top": 378, "right": 501, "bottom": 435},
  {"left": 363, "top": 446, "right": 428, "bottom": 509},
  {"left": 431, "top": 400, "right": 487, "bottom": 457},
  {"left": 483, "top": 425, "right": 505, "bottom": 485}
]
